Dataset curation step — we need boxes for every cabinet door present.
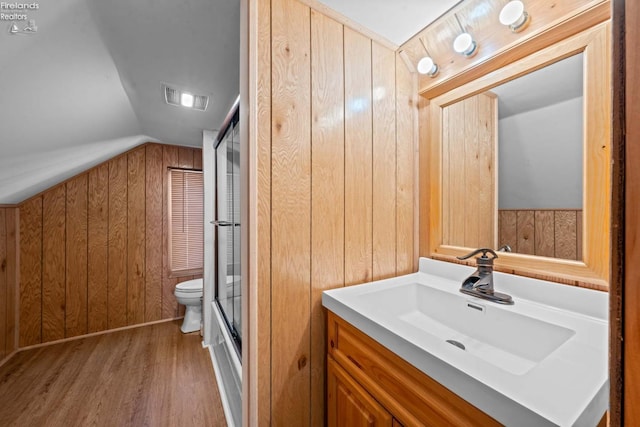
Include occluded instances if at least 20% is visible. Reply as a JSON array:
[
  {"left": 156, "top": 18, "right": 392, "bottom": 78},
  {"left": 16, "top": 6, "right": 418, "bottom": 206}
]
[{"left": 327, "top": 357, "right": 393, "bottom": 427}]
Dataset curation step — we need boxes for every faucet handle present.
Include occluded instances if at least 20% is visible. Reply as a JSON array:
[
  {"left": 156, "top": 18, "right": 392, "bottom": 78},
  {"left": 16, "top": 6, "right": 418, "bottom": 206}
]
[{"left": 457, "top": 248, "right": 498, "bottom": 261}]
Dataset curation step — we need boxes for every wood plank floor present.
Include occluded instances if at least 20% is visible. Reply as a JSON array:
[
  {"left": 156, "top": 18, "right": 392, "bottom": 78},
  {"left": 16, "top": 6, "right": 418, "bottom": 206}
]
[{"left": 0, "top": 320, "right": 227, "bottom": 426}]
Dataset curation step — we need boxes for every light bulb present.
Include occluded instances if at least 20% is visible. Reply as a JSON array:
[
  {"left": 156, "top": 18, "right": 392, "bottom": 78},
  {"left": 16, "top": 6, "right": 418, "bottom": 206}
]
[
  {"left": 499, "top": 1, "right": 529, "bottom": 32},
  {"left": 453, "top": 33, "right": 477, "bottom": 57},
  {"left": 417, "top": 56, "right": 438, "bottom": 77},
  {"left": 181, "top": 92, "right": 195, "bottom": 108}
]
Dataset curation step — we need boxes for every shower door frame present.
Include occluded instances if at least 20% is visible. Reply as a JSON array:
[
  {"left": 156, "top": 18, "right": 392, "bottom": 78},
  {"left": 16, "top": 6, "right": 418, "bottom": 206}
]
[{"left": 214, "top": 103, "right": 242, "bottom": 357}]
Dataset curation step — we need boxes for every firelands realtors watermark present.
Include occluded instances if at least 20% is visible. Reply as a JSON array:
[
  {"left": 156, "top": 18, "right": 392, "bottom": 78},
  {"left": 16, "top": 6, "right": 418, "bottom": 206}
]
[{"left": 2, "top": 2, "right": 39, "bottom": 35}]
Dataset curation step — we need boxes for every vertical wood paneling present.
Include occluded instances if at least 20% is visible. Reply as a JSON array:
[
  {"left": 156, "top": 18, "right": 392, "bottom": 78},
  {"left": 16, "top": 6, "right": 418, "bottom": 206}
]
[
  {"left": 254, "top": 0, "right": 273, "bottom": 423},
  {"left": 516, "top": 210, "right": 535, "bottom": 255},
  {"left": 372, "top": 42, "right": 397, "bottom": 280},
  {"left": 344, "top": 27, "right": 373, "bottom": 286},
  {"left": 178, "top": 147, "right": 194, "bottom": 169},
  {"left": 20, "top": 197, "right": 42, "bottom": 347},
  {"left": 463, "top": 96, "right": 480, "bottom": 248},
  {"left": 12, "top": 143, "right": 201, "bottom": 348},
  {"left": 271, "top": 0, "right": 311, "bottom": 423},
  {"left": 5, "top": 209, "right": 17, "bottom": 354},
  {"left": 498, "top": 210, "right": 517, "bottom": 250},
  {"left": 193, "top": 149, "right": 203, "bottom": 170},
  {"left": 442, "top": 93, "right": 496, "bottom": 249},
  {"left": 108, "top": 156, "right": 128, "bottom": 329},
  {"left": 396, "top": 55, "right": 416, "bottom": 275},
  {"left": 127, "top": 148, "right": 146, "bottom": 325},
  {"left": 555, "top": 210, "right": 578, "bottom": 260},
  {"left": 42, "top": 185, "right": 66, "bottom": 342},
  {"left": 252, "top": 4, "right": 418, "bottom": 424},
  {"left": 451, "top": 101, "right": 467, "bottom": 246},
  {"left": 249, "top": 0, "right": 428, "bottom": 422},
  {"left": 441, "top": 107, "right": 451, "bottom": 246},
  {"left": 477, "top": 93, "right": 497, "bottom": 248},
  {"left": 145, "top": 145, "right": 163, "bottom": 322},
  {"left": 310, "top": 11, "right": 344, "bottom": 427},
  {"left": 162, "top": 146, "right": 179, "bottom": 318},
  {"left": 65, "top": 174, "right": 88, "bottom": 338},
  {"left": 0, "top": 207, "right": 18, "bottom": 358},
  {"left": 535, "top": 211, "right": 555, "bottom": 257},
  {"left": 88, "top": 164, "right": 109, "bottom": 333},
  {"left": 0, "top": 209, "right": 6, "bottom": 358},
  {"left": 499, "top": 209, "right": 582, "bottom": 259}
]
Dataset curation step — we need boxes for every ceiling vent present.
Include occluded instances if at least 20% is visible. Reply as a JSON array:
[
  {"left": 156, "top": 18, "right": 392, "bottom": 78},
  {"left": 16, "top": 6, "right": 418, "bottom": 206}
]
[{"left": 163, "top": 84, "right": 209, "bottom": 111}]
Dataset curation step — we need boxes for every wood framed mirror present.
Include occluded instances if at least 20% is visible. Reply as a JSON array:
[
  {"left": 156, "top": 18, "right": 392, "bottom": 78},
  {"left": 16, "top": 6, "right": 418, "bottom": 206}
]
[{"left": 423, "top": 22, "right": 611, "bottom": 289}]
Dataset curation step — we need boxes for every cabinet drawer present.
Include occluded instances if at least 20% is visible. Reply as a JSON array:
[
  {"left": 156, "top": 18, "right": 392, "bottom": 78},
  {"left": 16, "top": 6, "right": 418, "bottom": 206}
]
[{"left": 327, "top": 312, "right": 500, "bottom": 427}]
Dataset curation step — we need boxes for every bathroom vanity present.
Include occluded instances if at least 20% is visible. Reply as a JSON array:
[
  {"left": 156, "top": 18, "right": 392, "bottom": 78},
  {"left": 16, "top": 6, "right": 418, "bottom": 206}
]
[
  {"left": 326, "top": 311, "right": 499, "bottom": 426},
  {"left": 323, "top": 258, "right": 608, "bottom": 426}
]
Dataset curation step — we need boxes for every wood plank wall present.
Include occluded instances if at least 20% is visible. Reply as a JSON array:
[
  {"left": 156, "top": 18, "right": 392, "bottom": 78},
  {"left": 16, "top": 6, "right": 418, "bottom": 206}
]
[
  {"left": 17, "top": 143, "right": 202, "bottom": 348},
  {"left": 259, "top": 0, "right": 417, "bottom": 424},
  {"left": 498, "top": 209, "right": 583, "bottom": 260},
  {"left": 0, "top": 207, "right": 18, "bottom": 362},
  {"left": 441, "top": 92, "right": 496, "bottom": 250}
]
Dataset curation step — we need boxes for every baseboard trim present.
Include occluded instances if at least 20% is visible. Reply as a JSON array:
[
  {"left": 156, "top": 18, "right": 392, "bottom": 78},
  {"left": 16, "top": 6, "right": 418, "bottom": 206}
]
[
  {"left": 16, "top": 317, "right": 184, "bottom": 353},
  {"left": 0, "top": 350, "right": 19, "bottom": 369}
]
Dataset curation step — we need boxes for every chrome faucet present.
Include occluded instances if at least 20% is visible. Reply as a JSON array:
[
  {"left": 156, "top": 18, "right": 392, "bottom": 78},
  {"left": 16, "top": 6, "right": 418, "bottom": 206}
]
[{"left": 457, "top": 248, "right": 514, "bottom": 305}]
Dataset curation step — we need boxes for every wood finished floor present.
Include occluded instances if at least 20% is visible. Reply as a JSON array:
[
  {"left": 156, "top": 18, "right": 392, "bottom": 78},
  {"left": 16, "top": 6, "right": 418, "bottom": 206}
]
[{"left": 0, "top": 320, "right": 227, "bottom": 427}]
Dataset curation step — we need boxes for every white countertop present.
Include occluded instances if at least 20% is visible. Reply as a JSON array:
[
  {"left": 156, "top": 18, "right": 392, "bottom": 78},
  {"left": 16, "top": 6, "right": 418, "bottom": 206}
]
[{"left": 322, "top": 258, "right": 609, "bottom": 427}]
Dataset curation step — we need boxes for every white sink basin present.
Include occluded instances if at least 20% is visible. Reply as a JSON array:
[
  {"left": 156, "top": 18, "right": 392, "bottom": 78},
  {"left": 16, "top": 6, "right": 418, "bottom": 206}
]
[
  {"left": 323, "top": 258, "right": 608, "bottom": 427},
  {"left": 356, "top": 282, "right": 575, "bottom": 375}
]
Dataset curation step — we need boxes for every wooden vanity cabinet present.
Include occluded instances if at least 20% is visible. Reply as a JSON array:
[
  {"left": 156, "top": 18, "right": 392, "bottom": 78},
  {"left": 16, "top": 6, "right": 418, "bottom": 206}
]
[
  {"left": 327, "top": 357, "right": 394, "bottom": 426},
  {"left": 326, "top": 311, "right": 500, "bottom": 427}
]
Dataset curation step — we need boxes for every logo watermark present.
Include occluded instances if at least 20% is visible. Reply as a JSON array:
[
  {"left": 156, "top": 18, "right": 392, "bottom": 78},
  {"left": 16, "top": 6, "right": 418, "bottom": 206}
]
[{"left": 2, "top": 2, "right": 39, "bottom": 35}]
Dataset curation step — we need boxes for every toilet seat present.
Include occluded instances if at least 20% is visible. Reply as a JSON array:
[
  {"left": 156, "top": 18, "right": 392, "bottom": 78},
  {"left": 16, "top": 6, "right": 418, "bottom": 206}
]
[{"left": 176, "top": 279, "right": 203, "bottom": 294}]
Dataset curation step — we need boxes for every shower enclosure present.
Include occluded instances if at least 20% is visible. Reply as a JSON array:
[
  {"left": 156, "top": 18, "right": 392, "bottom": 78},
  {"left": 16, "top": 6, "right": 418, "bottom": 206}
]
[
  {"left": 214, "top": 106, "right": 241, "bottom": 355},
  {"left": 206, "top": 98, "right": 241, "bottom": 427}
]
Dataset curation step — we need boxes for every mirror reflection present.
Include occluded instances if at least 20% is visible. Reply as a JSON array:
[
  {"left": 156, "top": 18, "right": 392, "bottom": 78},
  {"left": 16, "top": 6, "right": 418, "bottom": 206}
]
[{"left": 441, "top": 53, "right": 584, "bottom": 261}]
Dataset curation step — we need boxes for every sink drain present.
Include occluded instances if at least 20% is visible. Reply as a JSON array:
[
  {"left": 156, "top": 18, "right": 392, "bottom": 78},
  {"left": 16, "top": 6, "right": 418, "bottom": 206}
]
[{"left": 446, "top": 339, "right": 466, "bottom": 350}]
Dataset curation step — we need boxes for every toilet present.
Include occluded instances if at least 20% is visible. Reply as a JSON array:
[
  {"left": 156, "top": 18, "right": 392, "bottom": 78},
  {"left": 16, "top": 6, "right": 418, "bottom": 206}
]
[{"left": 174, "top": 278, "right": 203, "bottom": 333}]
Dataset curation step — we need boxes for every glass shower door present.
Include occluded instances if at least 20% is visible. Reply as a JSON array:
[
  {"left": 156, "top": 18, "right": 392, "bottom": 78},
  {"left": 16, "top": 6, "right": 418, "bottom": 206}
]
[{"left": 215, "top": 118, "right": 241, "bottom": 354}]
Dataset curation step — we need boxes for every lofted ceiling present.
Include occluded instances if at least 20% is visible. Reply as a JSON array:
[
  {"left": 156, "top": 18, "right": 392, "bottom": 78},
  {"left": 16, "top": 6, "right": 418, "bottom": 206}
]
[
  {"left": 0, "top": 0, "right": 454, "bottom": 204},
  {"left": 0, "top": 0, "right": 240, "bottom": 204}
]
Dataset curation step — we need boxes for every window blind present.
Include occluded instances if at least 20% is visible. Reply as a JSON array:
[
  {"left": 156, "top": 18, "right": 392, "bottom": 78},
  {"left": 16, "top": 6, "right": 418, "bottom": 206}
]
[{"left": 169, "top": 169, "right": 204, "bottom": 275}]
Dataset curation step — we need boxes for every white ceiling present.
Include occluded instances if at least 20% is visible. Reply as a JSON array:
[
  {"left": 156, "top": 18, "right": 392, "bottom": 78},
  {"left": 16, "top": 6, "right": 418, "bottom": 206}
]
[
  {"left": 0, "top": 0, "right": 453, "bottom": 204},
  {"left": 317, "top": 0, "right": 460, "bottom": 45}
]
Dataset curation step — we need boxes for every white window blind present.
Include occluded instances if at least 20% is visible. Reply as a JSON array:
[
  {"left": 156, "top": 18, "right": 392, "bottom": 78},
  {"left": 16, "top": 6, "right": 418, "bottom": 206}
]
[{"left": 169, "top": 169, "right": 204, "bottom": 275}]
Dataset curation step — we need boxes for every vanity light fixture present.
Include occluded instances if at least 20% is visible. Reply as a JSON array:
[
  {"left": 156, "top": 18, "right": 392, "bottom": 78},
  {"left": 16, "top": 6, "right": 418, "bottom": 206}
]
[
  {"left": 453, "top": 14, "right": 478, "bottom": 57},
  {"left": 499, "top": 1, "right": 530, "bottom": 33},
  {"left": 417, "top": 56, "right": 439, "bottom": 76},
  {"left": 417, "top": 40, "right": 439, "bottom": 77}
]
